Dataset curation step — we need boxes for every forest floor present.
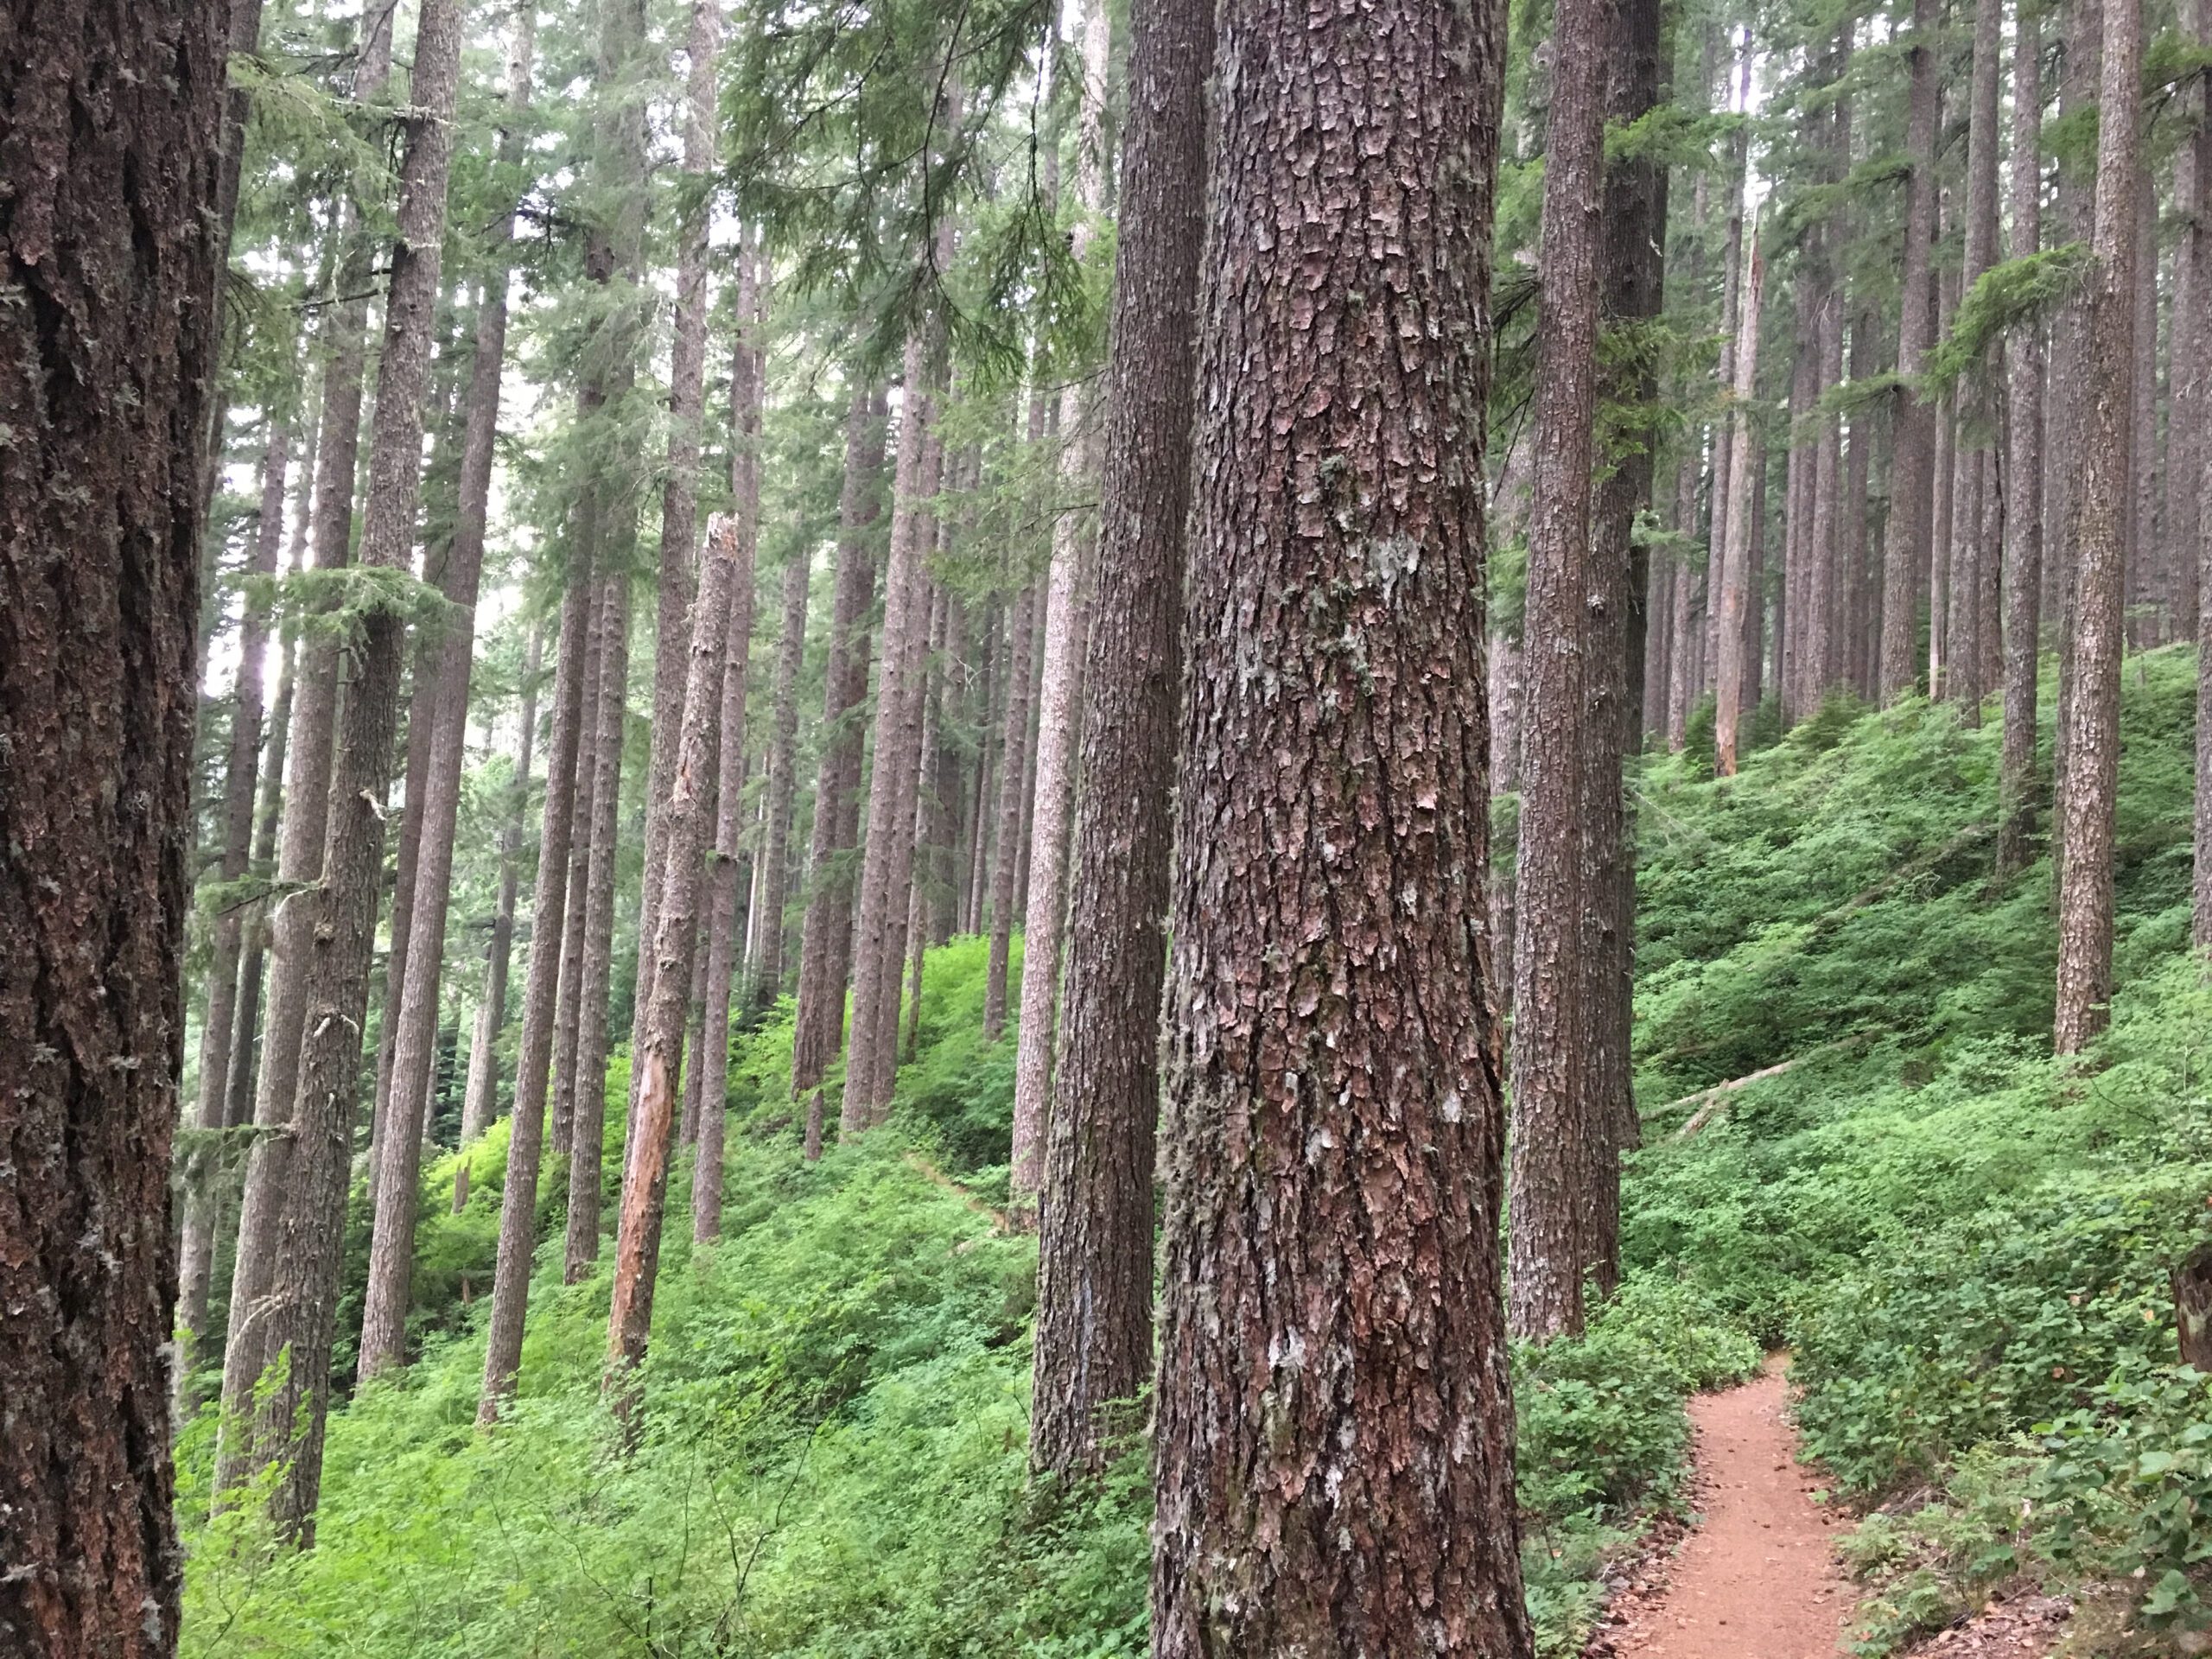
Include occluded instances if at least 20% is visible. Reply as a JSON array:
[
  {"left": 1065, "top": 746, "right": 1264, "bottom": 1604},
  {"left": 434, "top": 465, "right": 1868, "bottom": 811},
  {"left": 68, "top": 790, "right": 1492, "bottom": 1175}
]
[{"left": 1606, "top": 1357, "right": 1854, "bottom": 1659}]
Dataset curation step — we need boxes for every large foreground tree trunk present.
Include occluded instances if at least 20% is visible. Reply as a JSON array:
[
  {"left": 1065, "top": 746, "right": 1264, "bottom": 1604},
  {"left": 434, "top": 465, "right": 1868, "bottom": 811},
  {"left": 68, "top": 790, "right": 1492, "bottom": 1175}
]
[
  {"left": 1149, "top": 0, "right": 1531, "bottom": 1641},
  {"left": 1032, "top": 0, "right": 1212, "bottom": 1477},
  {"left": 0, "top": 3, "right": 223, "bottom": 1649},
  {"left": 2055, "top": 0, "right": 2144, "bottom": 1053}
]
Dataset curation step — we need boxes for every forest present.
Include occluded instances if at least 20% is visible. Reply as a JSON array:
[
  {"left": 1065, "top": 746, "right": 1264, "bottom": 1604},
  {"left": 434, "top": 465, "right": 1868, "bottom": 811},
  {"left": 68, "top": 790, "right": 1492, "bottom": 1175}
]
[{"left": 3, "top": 0, "right": 2211, "bottom": 1651}]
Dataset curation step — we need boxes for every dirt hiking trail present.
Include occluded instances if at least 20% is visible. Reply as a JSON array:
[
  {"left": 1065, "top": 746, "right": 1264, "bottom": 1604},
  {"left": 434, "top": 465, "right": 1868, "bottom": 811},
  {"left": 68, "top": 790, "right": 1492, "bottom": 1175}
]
[{"left": 1609, "top": 1357, "right": 1853, "bottom": 1659}]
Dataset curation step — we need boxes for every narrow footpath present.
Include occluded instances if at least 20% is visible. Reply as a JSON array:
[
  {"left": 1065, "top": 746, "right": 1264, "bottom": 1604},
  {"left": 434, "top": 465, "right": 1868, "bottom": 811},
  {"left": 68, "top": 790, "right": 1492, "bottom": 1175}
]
[{"left": 1611, "top": 1358, "right": 1852, "bottom": 1659}]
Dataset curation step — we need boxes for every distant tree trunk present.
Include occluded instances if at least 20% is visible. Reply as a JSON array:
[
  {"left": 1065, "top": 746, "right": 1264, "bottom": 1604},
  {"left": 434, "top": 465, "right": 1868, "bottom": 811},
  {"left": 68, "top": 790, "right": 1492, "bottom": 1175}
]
[
  {"left": 1582, "top": 0, "right": 1667, "bottom": 1293},
  {"left": 752, "top": 542, "right": 811, "bottom": 1010},
  {"left": 2188, "top": 0, "right": 2212, "bottom": 944},
  {"left": 1745, "top": 431, "right": 1769, "bottom": 715},
  {"left": 626, "top": 0, "right": 721, "bottom": 1107},
  {"left": 0, "top": 3, "right": 221, "bottom": 1648},
  {"left": 550, "top": 536, "right": 607, "bottom": 1160},
  {"left": 216, "top": 11, "right": 398, "bottom": 1436},
  {"left": 900, "top": 585, "right": 950, "bottom": 1063},
  {"left": 1666, "top": 450, "right": 1700, "bottom": 747},
  {"left": 226, "top": 639, "right": 296, "bottom": 1141},
  {"left": 1010, "top": 0, "right": 1113, "bottom": 1200},
  {"left": 983, "top": 575, "right": 1040, "bottom": 1039},
  {"left": 563, "top": 571, "right": 632, "bottom": 1281},
  {"left": 2054, "top": 0, "right": 2143, "bottom": 1055},
  {"left": 358, "top": 7, "right": 534, "bottom": 1375},
  {"left": 789, "top": 385, "right": 884, "bottom": 1144},
  {"left": 1150, "top": 0, "right": 1531, "bottom": 1634},
  {"left": 1807, "top": 50, "right": 1851, "bottom": 709},
  {"left": 220, "top": 0, "right": 466, "bottom": 1532},
  {"left": 463, "top": 631, "right": 541, "bottom": 1142},
  {"left": 1929, "top": 244, "right": 1958, "bottom": 701},
  {"left": 176, "top": 419, "right": 288, "bottom": 1382},
  {"left": 1507, "top": 0, "right": 1613, "bottom": 1344},
  {"left": 478, "top": 550, "right": 595, "bottom": 1422},
  {"left": 1878, "top": 0, "right": 1942, "bottom": 702},
  {"left": 1999, "top": 1, "right": 2047, "bottom": 879},
  {"left": 1714, "top": 233, "right": 1765, "bottom": 777},
  {"left": 1704, "top": 38, "right": 1751, "bottom": 702},
  {"left": 692, "top": 258, "right": 768, "bottom": 1242},
  {"left": 610, "top": 516, "right": 741, "bottom": 1389},
  {"left": 963, "top": 607, "right": 1001, "bottom": 936},
  {"left": 1031, "top": 0, "right": 1211, "bottom": 1477},
  {"left": 2126, "top": 173, "right": 2158, "bottom": 648},
  {"left": 842, "top": 332, "right": 944, "bottom": 1133},
  {"left": 1782, "top": 257, "right": 1821, "bottom": 724},
  {"left": 1946, "top": 0, "right": 2001, "bottom": 719}
]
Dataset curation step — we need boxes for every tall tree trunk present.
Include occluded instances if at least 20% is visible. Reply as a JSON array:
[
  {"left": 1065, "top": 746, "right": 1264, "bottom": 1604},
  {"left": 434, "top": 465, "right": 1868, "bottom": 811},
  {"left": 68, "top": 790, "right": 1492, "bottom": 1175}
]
[
  {"left": 478, "top": 551, "right": 596, "bottom": 1422},
  {"left": 610, "top": 517, "right": 741, "bottom": 1391},
  {"left": 1808, "top": 48, "right": 1851, "bottom": 709},
  {"left": 563, "top": 570, "right": 632, "bottom": 1281},
  {"left": 900, "top": 585, "right": 950, "bottom": 1062},
  {"left": 176, "top": 418, "right": 288, "bottom": 1383},
  {"left": 359, "top": 3, "right": 535, "bottom": 1373},
  {"left": 1150, "top": 0, "right": 1531, "bottom": 1633},
  {"left": 462, "top": 630, "right": 542, "bottom": 1142},
  {"left": 1666, "top": 449, "right": 1700, "bottom": 747},
  {"left": 841, "top": 328, "right": 945, "bottom": 1132},
  {"left": 1947, "top": 0, "right": 2002, "bottom": 719},
  {"left": 1010, "top": 0, "right": 1114, "bottom": 1199},
  {"left": 2187, "top": 0, "right": 2212, "bottom": 944},
  {"left": 789, "top": 385, "right": 884, "bottom": 1141},
  {"left": 2126, "top": 173, "right": 2158, "bottom": 648},
  {"left": 1507, "top": 0, "right": 1614, "bottom": 1344},
  {"left": 223, "top": 0, "right": 467, "bottom": 1533},
  {"left": 982, "top": 575, "right": 1040, "bottom": 1039},
  {"left": 215, "top": 10, "right": 398, "bottom": 1440},
  {"left": 1581, "top": 0, "right": 1667, "bottom": 1294},
  {"left": 1782, "top": 257, "right": 1821, "bottom": 725},
  {"left": 691, "top": 255, "right": 768, "bottom": 1243},
  {"left": 550, "top": 530, "right": 607, "bottom": 1159},
  {"left": 752, "top": 542, "right": 811, "bottom": 1009},
  {"left": 1999, "top": 1, "right": 2047, "bottom": 877},
  {"left": 2054, "top": 0, "right": 2144, "bottom": 1054},
  {"left": 0, "top": 2, "right": 221, "bottom": 1646},
  {"left": 1031, "top": 0, "right": 1212, "bottom": 1476},
  {"left": 1878, "top": 0, "right": 1942, "bottom": 701},
  {"left": 1704, "top": 35, "right": 1752, "bottom": 701},
  {"left": 1713, "top": 233, "right": 1766, "bottom": 778},
  {"left": 963, "top": 606, "right": 1001, "bottom": 936},
  {"left": 626, "top": 0, "right": 721, "bottom": 1108}
]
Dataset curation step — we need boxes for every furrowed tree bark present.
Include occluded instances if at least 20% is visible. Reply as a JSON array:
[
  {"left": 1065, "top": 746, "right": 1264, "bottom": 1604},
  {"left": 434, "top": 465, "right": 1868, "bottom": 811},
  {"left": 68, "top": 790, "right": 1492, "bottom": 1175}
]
[
  {"left": 478, "top": 550, "right": 594, "bottom": 1422},
  {"left": 223, "top": 0, "right": 466, "bottom": 1533},
  {"left": 0, "top": 1, "right": 222, "bottom": 1647},
  {"left": 692, "top": 262, "right": 767, "bottom": 1243},
  {"left": 1031, "top": 0, "right": 1211, "bottom": 1476},
  {"left": 462, "top": 631, "right": 540, "bottom": 1141},
  {"left": 1713, "top": 231, "right": 1765, "bottom": 778},
  {"left": 176, "top": 419, "right": 288, "bottom": 1384},
  {"left": 609, "top": 516, "right": 740, "bottom": 1394},
  {"left": 357, "top": 5, "right": 536, "bottom": 1372},
  {"left": 216, "top": 10, "right": 397, "bottom": 1437},
  {"left": 1508, "top": 0, "right": 1615, "bottom": 1344},
  {"left": 1010, "top": 0, "right": 1113, "bottom": 1200},
  {"left": 1878, "top": 0, "right": 1942, "bottom": 702},
  {"left": 563, "top": 570, "right": 632, "bottom": 1281},
  {"left": 625, "top": 0, "right": 721, "bottom": 1104},
  {"left": 751, "top": 542, "right": 812, "bottom": 1011},
  {"left": 2055, "top": 0, "right": 2143, "bottom": 1054},
  {"left": 1151, "top": 0, "right": 1530, "bottom": 1635},
  {"left": 790, "top": 384, "right": 884, "bottom": 1146},
  {"left": 1999, "top": 0, "right": 2047, "bottom": 879}
]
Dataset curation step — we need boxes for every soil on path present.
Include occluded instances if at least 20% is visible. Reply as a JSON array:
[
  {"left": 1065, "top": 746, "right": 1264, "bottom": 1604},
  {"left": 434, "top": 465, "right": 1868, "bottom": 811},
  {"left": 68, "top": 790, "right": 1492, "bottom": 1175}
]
[{"left": 1610, "top": 1358, "right": 1853, "bottom": 1659}]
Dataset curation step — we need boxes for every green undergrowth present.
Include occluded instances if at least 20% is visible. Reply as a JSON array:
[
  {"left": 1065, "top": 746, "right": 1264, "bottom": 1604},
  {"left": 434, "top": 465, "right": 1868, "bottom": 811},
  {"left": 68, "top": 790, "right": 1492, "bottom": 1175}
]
[
  {"left": 180, "top": 931, "right": 1747, "bottom": 1656},
  {"left": 1621, "top": 647, "right": 2212, "bottom": 1650}
]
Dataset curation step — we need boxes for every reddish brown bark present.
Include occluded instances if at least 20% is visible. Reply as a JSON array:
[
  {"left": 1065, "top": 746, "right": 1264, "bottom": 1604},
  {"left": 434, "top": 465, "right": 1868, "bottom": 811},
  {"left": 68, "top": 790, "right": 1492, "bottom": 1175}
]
[
  {"left": 1150, "top": 0, "right": 1529, "bottom": 1637},
  {"left": 1714, "top": 234, "right": 1766, "bottom": 776},
  {"left": 0, "top": 2, "right": 222, "bottom": 1647},
  {"left": 609, "top": 516, "right": 741, "bottom": 1391}
]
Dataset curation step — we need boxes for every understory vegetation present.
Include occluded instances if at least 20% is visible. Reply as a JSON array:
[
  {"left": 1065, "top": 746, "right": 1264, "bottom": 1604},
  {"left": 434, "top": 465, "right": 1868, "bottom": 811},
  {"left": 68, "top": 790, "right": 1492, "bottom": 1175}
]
[{"left": 181, "top": 653, "right": 2212, "bottom": 1656}]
